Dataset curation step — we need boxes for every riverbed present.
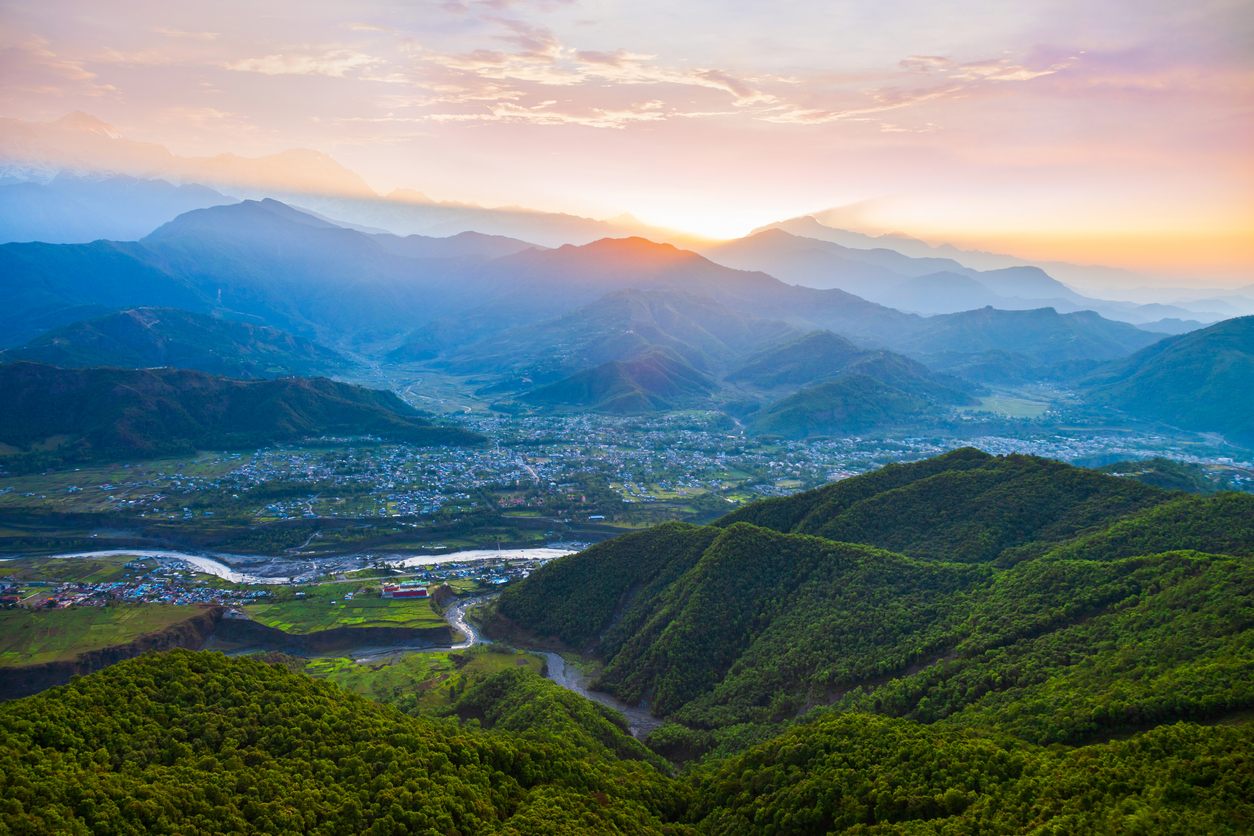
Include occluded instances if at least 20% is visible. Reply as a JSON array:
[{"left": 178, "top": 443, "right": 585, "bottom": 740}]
[
  {"left": 35, "top": 546, "right": 575, "bottom": 585},
  {"left": 33, "top": 546, "right": 659, "bottom": 737}
]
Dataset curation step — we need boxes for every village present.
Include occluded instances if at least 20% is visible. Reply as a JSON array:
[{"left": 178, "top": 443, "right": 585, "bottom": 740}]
[
  {"left": 3, "top": 412, "right": 1246, "bottom": 537},
  {"left": 0, "top": 552, "right": 550, "bottom": 613}
]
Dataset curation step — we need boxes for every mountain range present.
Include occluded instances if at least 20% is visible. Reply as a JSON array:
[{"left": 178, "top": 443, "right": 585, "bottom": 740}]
[
  {"left": 0, "top": 199, "right": 1169, "bottom": 363},
  {"left": 748, "top": 351, "right": 977, "bottom": 438},
  {"left": 5, "top": 112, "right": 1245, "bottom": 328},
  {"left": 12, "top": 197, "right": 1252, "bottom": 441},
  {"left": 708, "top": 226, "right": 1219, "bottom": 326}
]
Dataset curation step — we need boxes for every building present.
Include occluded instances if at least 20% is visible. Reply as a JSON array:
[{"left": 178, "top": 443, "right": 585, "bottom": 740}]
[{"left": 381, "top": 584, "right": 429, "bottom": 599}]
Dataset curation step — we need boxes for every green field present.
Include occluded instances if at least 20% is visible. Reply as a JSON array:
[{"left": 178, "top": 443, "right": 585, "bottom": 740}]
[
  {"left": 963, "top": 394, "right": 1051, "bottom": 418},
  {"left": 0, "top": 555, "right": 140, "bottom": 583},
  {"left": 305, "top": 645, "right": 543, "bottom": 710},
  {"left": 0, "top": 606, "right": 202, "bottom": 666},
  {"left": 245, "top": 583, "right": 447, "bottom": 633}
]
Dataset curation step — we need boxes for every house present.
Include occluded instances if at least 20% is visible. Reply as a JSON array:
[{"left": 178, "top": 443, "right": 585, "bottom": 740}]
[{"left": 381, "top": 584, "right": 429, "bottom": 599}]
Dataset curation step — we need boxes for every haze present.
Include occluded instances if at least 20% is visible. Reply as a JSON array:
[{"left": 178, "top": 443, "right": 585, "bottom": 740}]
[{"left": 1, "top": 0, "right": 1251, "bottom": 283}]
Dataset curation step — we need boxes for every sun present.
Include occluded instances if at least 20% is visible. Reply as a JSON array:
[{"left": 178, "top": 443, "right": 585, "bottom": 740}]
[{"left": 628, "top": 205, "right": 782, "bottom": 242}]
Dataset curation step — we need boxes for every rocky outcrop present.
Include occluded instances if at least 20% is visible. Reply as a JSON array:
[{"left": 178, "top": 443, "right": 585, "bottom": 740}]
[
  {"left": 1, "top": 609, "right": 457, "bottom": 701},
  {"left": 209, "top": 617, "right": 454, "bottom": 654},
  {"left": 0, "top": 607, "right": 224, "bottom": 701}
]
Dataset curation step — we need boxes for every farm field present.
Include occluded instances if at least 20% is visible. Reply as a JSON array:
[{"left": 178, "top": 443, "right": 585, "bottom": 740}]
[
  {"left": 0, "top": 605, "right": 201, "bottom": 666},
  {"left": 244, "top": 583, "right": 447, "bottom": 633}
]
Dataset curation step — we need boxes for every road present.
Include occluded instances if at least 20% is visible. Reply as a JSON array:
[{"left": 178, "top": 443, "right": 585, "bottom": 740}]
[{"left": 439, "top": 593, "right": 662, "bottom": 737}]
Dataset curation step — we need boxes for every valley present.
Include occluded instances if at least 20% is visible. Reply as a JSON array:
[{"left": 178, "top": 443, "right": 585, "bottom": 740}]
[
  {"left": 2, "top": 40, "right": 1252, "bottom": 827},
  {"left": 2, "top": 402, "right": 1248, "bottom": 560}
]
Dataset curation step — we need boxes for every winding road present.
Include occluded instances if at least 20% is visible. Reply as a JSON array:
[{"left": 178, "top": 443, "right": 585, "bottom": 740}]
[{"left": 436, "top": 593, "right": 662, "bottom": 737}]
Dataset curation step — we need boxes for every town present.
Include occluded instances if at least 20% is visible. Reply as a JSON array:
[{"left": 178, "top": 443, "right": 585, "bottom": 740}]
[{"left": 0, "top": 410, "right": 1250, "bottom": 560}]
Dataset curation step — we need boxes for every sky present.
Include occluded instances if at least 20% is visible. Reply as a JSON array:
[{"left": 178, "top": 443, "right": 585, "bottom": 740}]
[{"left": 1, "top": 0, "right": 1252, "bottom": 282}]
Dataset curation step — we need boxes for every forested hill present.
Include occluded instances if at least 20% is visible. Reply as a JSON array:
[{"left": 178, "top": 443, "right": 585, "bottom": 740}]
[
  {"left": 716, "top": 447, "right": 1167, "bottom": 563},
  {"left": 0, "top": 307, "right": 351, "bottom": 380},
  {"left": 0, "top": 651, "right": 683, "bottom": 833},
  {"left": 4, "top": 642, "right": 1251, "bottom": 832},
  {"left": 0, "top": 362, "right": 482, "bottom": 469},
  {"left": 493, "top": 449, "right": 1254, "bottom": 751}
]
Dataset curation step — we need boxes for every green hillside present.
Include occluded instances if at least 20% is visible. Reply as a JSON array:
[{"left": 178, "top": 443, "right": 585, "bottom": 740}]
[
  {"left": 727, "top": 330, "right": 863, "bottom": 388},
  {"left": 0, "top": 362, "right": 481, "bottom": 468},
  {"left": 494, "top": 450, "right": 1254, "bottom": 745},
  {"left": 0, "top": 651, "right": 682, "bottom": 833},
  {"left": 720, "top": 447, "right": 1164, "bottom": 562},
  {"left": 2, "top": 307, "right": 350, "bottom": 379},
  {"left": 4, "top": 646, "right": 1250, "bottom": 833},
  {"left": 686, "top": 712, "right": 1252, "bottom": 833},
  {"left": 748, "top": 352, "right": 975, "bottom": 438},
  {"left": 1085, "top": 315, "right": 1254, "bottom": 444},
  {"left": 522, "top": 347, "right": 717, "bottom": 413}
]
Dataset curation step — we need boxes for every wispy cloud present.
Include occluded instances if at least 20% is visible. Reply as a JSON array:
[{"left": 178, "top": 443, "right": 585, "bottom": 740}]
[
  {"left": 227, "top": 48, "right": 383, "bottom": 78},
  {"left": 0, "top": 35, "right": 116, "bottom": 98},
  {"left": 152, "top": 27, "right": 220, "bottom": 41},
  {"left": 427, "top": 99, "right": 666, "bottom": 128}
]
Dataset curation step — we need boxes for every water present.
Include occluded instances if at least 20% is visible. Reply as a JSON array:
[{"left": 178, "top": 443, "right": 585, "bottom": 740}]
[
  {"left": 33, "top": 547, "right": 658, "bottom": 736},
  {"left": 386, "top": 547, "right": 575, "bottom": 569},
  {"left": 34, "top": 546, "right": 575, "bottom": 585}
]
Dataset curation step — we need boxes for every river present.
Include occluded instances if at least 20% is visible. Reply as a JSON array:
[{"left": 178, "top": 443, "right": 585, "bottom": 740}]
[
  {"left": 352, "top": 593, "right": 662, "bottom": 738},
  {"left": 34, "top": 546, "right": 575, "bottom": 585},
  {"left": 33, "top": 547, "right": 659, "bottom": 737}
]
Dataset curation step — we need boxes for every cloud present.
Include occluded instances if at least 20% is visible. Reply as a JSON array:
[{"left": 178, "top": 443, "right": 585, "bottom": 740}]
[
  {"left": 227, "top": 48, "right": 383, "bottom": 78},
  {"left": 899, "top": 52, "right": 1078, "bottom": 83},
  {"left": 427, "top": 99, "right": 667, "bottom": 128},
  {"left": 0, "top": 36, "right": 116, "bottom": 98},
  {"left": 152, "top": 27, "right": 220, "bottom": 41}
]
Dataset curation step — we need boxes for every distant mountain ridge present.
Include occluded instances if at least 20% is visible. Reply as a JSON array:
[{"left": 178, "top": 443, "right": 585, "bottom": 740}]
[
  {"left": 710, "top": 225, "right": 1217, "bottom": 326},
  {"left": 0, "top": 174, "right": 233, "bottom": 244},
  {"left": 0, "top": 112, "right": 680, "bottom": 247},
  {"left": 0, "top": 199, "right": 1176, "bottom": 408}
]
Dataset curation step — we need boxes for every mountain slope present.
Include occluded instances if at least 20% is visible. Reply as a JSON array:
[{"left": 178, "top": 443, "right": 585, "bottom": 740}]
[
  {"left": 719, "top": 448, "right": 1164, "bottom": 562},
  {"left": 520, "top": 347, "right": 717, "bottom": 413},
  {"left": 901, "top": 306, "right": 1163, "bottom": 362},
  {"left": 726, "top": 330, "right": 864, "bottom": 388},
  {"left": 493, "top": 450, "right": 1252, "bottom": 737},
  {"left": 0, "top": 362, "right": 481, "bottom": 468},
  {"left": 747, "top": 352, "right": 976, "bottom": 438},
  {"left": 687, "top": 711, "right": 1252, "bottom": 833},
  {"left": 450, "top": 289, "right": 799, "bottom": 383},
  {"left": 0, "top": 240, "right": 206, "bottom": 347},
  {"left": 5, "top": 648, "right": 1249, "bottom": 833},
  {"left": 1084, "top": 315, "right": 1254, "bottom": 444},
  {"left": 1, "top": 307, "right": 350, "bottom": 379},
  {"left": 0, "top": 650, "right": 681, "bottom": 833}
]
